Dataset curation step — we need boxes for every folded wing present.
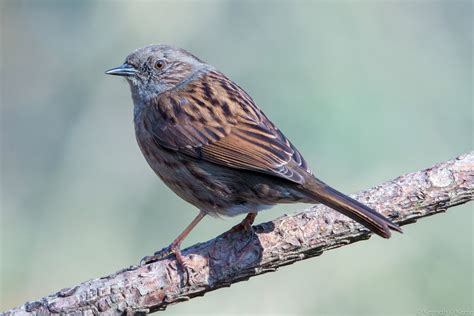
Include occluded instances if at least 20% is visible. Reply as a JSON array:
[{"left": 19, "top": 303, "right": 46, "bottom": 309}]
[{"left": 142, "top": 70, "right": 312, "bottom": 184}]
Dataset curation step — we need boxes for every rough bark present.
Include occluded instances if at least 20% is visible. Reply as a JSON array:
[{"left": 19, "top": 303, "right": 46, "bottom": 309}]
[{"left": 3, "top": 152, "right": 473, "bottom": 315}]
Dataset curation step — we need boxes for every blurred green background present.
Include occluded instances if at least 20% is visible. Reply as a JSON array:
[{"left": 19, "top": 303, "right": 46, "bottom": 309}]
[{"left": 1, "top": 0, "right": 472, "bottom": 315}]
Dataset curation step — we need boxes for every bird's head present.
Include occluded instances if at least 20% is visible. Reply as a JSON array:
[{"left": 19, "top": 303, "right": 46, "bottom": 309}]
[{"left": 106, "top": 44, "right": 208, "bottom": 99}]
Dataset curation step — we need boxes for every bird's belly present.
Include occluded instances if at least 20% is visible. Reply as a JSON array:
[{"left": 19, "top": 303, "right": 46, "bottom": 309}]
[
  {"left": 135, "top": 133, "right": 229, "bottom": 212},
  {"left": 135, "top": 129, "right": 310, "bottom": 217}
]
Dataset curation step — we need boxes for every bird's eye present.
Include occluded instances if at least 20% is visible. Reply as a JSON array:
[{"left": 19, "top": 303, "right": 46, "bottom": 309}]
[{"left": 154, "top": 60, "right": 165, "bottom": 70}]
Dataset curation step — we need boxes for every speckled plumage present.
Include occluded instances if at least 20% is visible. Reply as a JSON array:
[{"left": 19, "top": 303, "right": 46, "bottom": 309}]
[
  {"left": 134, "top": 69, "right": 315, "bottom": 217},
  {"left": 106, "top": 44, "right": 401, "bottom": 266}
]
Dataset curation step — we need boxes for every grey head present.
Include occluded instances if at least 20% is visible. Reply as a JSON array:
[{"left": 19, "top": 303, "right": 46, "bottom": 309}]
[{"left": 106, "top": 44, "right": 211, "bottom": 102}]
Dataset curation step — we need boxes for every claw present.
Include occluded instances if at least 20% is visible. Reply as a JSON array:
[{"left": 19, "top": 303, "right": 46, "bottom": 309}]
[
  {"left": 223, "top": 212, "right": 257, "bottom": 238},
  {"left": 139, "top": 243, "right": 192, "bottom": 285},
  {"left": 139, "top": 211, "right": 206, "bottom": 284},
  {"left": 172, "top": 248, "right": 191, "bottom": 285},
  {"left": 140, "top": 246, "right": 172, "bottom": 265}
]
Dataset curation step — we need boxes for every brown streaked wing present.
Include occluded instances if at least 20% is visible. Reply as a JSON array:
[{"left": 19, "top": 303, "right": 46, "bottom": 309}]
[
  {"left": 142, "top": 83, "right": 236, "bottom": 152},
  {"left": 143, "top": 70, "right": 312, "bottom": 184}
]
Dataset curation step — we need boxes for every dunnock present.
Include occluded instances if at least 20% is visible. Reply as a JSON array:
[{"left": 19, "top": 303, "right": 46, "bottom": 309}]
[{"left": 106, "top": 44, "right": 401, "bottom": 268}]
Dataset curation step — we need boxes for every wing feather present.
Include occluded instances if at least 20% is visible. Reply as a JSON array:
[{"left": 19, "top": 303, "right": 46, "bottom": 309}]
[{"left": 142, "top": 70, "right": 312, "bottom": 184}]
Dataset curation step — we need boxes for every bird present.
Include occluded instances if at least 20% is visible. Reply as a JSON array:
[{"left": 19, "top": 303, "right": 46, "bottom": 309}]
[{"left": 105, "top": 44, "right": 402, "bottom": 269}]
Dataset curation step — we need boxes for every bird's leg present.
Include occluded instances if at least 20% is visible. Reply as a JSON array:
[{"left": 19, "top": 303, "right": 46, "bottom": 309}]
[
  {"left": 224, "top": 212, "right": 257, "bottom": 237},
  {"left": 141, "top": 211, "right": 206, "bottom": 268}
]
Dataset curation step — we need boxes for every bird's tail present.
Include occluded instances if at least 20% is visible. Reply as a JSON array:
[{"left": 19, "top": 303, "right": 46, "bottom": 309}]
[{"left": 303, "top": 178, "right": 402, "bottom": 238}]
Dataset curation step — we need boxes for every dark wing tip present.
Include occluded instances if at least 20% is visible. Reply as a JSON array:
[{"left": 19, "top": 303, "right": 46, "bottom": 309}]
[
  {"left": 379, "top": 222, "right": 403, "bottom": 239},
  {"left": 388, "top": 222, "right": 403, "bottom": 234}
]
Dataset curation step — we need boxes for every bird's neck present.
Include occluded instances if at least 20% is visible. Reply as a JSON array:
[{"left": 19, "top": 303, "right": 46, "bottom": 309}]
[
  {"left": 131, "top": 65, "right": 214, "bottom": 121},
  {"left": 172, "top": 64, "right": 214, "bottom": 91}
]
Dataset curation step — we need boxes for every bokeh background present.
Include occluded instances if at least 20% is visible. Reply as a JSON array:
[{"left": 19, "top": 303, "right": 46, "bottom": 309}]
[{"left": 1, "top": 0, "right": 472, "bottom": 315}]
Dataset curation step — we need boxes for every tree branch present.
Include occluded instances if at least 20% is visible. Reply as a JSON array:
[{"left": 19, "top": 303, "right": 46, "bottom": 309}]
[{"left": 4, "top": 152, "right": 473, "bottom": 315}]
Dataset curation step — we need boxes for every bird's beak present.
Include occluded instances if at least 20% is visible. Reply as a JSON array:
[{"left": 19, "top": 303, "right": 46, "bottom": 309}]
[{"left": 105, "top": 63, "right": 137, "bottom": 76}]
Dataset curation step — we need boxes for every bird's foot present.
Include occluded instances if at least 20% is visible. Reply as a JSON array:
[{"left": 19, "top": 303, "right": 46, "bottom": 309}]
[
  {"left": 223, "top": 213, "right": 257, "bottom": 238},
  {"left": 140, "top": 245, "right": 172, "bottom": 265},
  {"left": 228, "top": 221, "right": 254, "bottom": 235},
  {"left": 140, "top": 243, "right": 192, "bottom": 284}
]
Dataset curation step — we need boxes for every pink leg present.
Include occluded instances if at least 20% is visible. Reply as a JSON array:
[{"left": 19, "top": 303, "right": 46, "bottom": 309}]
[
  {"left": 224, "top": 212, "right": 257, "bottom": 237},
  {"left": 141, "top": 211, "right": 206, "bottom": 269}
]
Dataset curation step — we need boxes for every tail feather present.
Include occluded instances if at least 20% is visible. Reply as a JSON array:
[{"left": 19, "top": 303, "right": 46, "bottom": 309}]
[{"left": 304, "top": 179, "right": 402, "bottom": 238}]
